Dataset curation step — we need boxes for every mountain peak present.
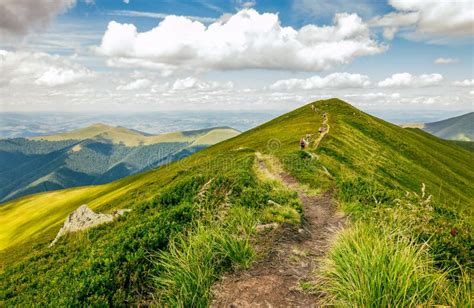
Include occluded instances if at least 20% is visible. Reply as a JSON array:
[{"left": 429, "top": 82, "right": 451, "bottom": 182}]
[{"left": 88, "top": 123, "right": 114, "bottom": 129}]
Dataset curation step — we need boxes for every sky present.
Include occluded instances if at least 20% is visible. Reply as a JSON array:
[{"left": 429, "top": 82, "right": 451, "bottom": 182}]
[{"left": 0, "top": 0, "right": 473, "bottom": 117}]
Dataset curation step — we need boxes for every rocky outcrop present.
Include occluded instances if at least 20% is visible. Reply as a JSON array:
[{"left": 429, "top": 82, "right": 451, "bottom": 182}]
[{"left": 50, "top": 205, "right": 131, "bottom": 247}]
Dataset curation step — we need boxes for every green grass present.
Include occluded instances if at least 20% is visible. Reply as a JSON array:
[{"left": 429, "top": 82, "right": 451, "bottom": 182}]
[
  {"left": 261, "top": 205, "right": 300, "bottom": 225},
  {"left": 154, "top": 223, "right": 254, "bottom": 307},
  {"left": 450, "top": 140, "right": 474, "bottom": 152},
  {"left": 320, "top": 222, "right": 472, "bottom": 307},
  {"left": 1, "top": 99, "right": 473, "bottom": 306}
]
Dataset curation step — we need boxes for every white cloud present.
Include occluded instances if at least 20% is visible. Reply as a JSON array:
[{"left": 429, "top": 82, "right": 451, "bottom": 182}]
[
  {"left": 434, "top": 57, "right": 459, "bottom": 64},
  {"left": 453, "top": 79, "right": 474, "bottom": 87},
  {"left": 117, "top": 78, "right": 151, "bottom": 90},
  {"left": 97, "top": 9, "right": 386, "bottom": 73},
  {"left": 123, "top": 0, "right": 130, "bottom": 4},
  {"left": 470, "top": 90, "right": 474, "bottom": 95},
  {"left": 371, "top": 0, "right": 474, "bottom": 41},
  {"left": 109, "top": 10, "right": 217, "bottom": 23},
  {"left": 35, "top": 67, "right": 91, "bottom": 87},
  {"left": 235, "top": 0, "right": 257, "bottom": 9},
  {"left": 171, "top": 77, "right": 233, "bottom": 91},
  {"left": 345, "top": 92, "right": 401, "bottom": 99},
  {"left": 0, "top": 49, "right": 93, "bottom": 87},
  {"left": 294, "top": 0, "right": 377, "bottom": 19},
  {"left": 378, "top": 73, "right": 443, "bottom": 88},
  {"left": 270, "top": 73, "right": 370, "bottom": 90},
  {"left": 401, "top": 96, "right": 448, "bottom": 105},
  {"left": 370, "top": 12, "right": 419, "bottom": 39},
  {"left": 0, "top": 0, "right": 76, "bottom": 39}
]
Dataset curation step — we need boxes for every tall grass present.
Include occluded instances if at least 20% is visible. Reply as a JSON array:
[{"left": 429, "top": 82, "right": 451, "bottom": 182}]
[
  {"left": 153, "top": 221, "right": 255, "bottom": 307},
  {"left": 320, "top": 222, "right": 472, "bottom": 307}
]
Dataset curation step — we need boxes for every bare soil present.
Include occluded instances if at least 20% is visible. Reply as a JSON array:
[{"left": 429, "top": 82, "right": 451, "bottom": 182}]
[{"left": 211, "top": 157, "right": 345, "bottom": 307}]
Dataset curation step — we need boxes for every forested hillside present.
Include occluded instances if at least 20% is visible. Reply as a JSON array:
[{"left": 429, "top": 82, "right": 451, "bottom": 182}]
[{"left": 0, "top": 125, "right": 239, "bottom": 202}]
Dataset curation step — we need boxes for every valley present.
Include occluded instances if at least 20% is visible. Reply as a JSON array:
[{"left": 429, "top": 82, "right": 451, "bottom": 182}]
[{"left": 0, "top": 124, "right": 239, "bottom": 202}]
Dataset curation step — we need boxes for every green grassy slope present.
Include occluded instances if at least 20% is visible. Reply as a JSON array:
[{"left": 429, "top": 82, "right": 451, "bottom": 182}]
[
  {"left": 450, "top": 140, "right": 474, "bottom": 152},
  {"left": 1, "top": 99, "right": 472, "bottom": 305},
  {"left": 423, "top": 112, "right": 474, "bottom": 141}
]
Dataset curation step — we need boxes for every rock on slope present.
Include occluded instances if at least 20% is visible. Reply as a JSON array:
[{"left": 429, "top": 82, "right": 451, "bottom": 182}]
[{"left": 50, "top": 205, "right": 130, "bottom": 247}]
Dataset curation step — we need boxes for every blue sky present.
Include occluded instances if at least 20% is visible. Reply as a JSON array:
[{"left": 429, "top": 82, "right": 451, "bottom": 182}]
[{"left": 0, "top": 0, "right": 472, "bottom": 116}]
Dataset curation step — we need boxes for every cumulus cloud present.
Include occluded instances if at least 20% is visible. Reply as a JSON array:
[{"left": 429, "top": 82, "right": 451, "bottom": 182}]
[
  {"left": 235, "top": 0, "right": 257, "bottom": 9},
  {"left": 117, "top": 78, "right": 151, "bottom": 90},
  {"left": 0, "top": 0, "right": 77, "bottom": 39},
  {"left": 171, "top": 77, "right": 233, "bottom": 91},
  {"left": 0, "top": 49, "right": 93, "bottom": 87},
  {"left": 434, "top": 57, "right": 459, "bottom": 64},
  {"left": 402, "top": 96, "right": 451, "bottom": 105},
  {"left": 378, "top": 73, "right": 443, "bottom": 88},
  {"left": 270, "top": 73, "right": 371, "bottom": 90},
  {"left": 293, "top": 0, "right": 376, "bottom": 19},
  {"left": 453, "top": 79, "right": 474, "bottom": 87},
  {"left": 109, "top": 10, "right": 217, "bottom": 23},
  {"left": 96, "top": 9, "right": 385, "bottom": 73},
  {"left": 345, "top": 92, "right": 401, "bottom": 99},
  {"left": 370, "top": 11, "right": 419, "bottom": 39},
  {"left": 371, "top": 0, "right": 474, "bottom": 41}
]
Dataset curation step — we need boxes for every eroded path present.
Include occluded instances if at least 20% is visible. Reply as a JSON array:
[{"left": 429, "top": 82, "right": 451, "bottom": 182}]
[{"left": 212, "top": 153, "right": 345, "bottom": 307}]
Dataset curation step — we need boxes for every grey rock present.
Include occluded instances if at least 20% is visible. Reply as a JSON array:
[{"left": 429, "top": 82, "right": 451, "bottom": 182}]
[{"left": 50, "top": 205, "right": 130, "bottom": 247}]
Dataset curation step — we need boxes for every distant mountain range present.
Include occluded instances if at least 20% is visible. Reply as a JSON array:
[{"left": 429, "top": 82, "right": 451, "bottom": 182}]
[
  {"left": 0, "top": 124, "right": 239, "bottom": 202},
  {"left": 402, "top": 112, "right": 473, "bottom": 141},
  {"left": 423, "top": 112, "right": 473, "bottom": 141}
]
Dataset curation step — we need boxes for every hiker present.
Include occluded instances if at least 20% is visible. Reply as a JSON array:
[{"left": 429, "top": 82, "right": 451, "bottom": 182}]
[{"left": 300, "top": 138, "right": 306, "bottom": 150}]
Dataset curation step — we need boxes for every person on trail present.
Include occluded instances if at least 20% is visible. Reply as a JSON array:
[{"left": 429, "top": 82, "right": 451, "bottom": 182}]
[{"left": 300, "top": 138, "right": 306, "bottom": 150}]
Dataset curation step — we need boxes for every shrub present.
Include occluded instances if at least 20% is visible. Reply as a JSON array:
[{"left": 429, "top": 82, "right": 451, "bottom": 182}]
[
  {"left": 261, "top": 206, "right": 301, "bottom": 226},
  {"left": 337, "top": 176, "right": 398, "bottom": 206},
  {"left": 298, "top": 150, "right": 312, "bottom": 160},
  {"left": 238, "top": 185, "right": 270, "bottom": 209},
  {"left": 155, "top": 176, "right": 206, "bottom": 207},
  {"left": 369, "top": 185, "right": 474, "bottom": 271}
]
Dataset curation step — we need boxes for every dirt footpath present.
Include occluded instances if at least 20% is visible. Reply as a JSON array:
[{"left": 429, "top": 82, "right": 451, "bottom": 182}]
[{"left": 211, "top": 156, "right": 345, "bottom": 307}]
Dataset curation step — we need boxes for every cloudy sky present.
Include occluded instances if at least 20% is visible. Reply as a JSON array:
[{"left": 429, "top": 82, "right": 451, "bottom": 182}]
[{"left": 0, "top": 0, "right": 473, "bottom": 116}]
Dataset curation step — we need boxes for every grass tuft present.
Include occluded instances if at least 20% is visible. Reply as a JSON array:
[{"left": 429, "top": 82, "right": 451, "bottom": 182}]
[
  {"left": 261, "top": 205, "right": 301, "bottom": 226},
  {"left": 153, "top": 223, "right": 254, "bottom": 307},
  {"left": 320, "top": 222, "right": 472, "bottom": 307}
]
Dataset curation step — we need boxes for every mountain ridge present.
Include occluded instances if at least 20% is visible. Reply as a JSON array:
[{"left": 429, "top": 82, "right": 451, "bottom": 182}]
[
  {"left": 29, "top": 123, "right": 240, "bottom": 146},
  {"left": 423, "top": 112, "right": 473, "bottom": 141},
  {"left": 402, "top": 112, "right": 473, "bottom": 141},
  {"left": 0, "top": 125, "right": 240, "bottom": 202},
  {"left": 1, "top": 99, "right": 472, "bottom": 306}
]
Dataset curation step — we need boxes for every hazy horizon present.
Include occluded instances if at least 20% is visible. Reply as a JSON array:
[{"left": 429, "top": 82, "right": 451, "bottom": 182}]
[{"left": 0, "top": 107, "right": 469, "bottom": 139}]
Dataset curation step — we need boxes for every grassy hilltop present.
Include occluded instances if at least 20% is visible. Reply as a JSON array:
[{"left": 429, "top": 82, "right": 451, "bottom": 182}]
[{"left": 1, "top": 99, "right": 472, "bottom": 306}]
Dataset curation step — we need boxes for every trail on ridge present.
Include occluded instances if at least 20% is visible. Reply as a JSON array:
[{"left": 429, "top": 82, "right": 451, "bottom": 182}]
[{"left": 212, "top": 111, "right": 345, "bottom": 307}]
